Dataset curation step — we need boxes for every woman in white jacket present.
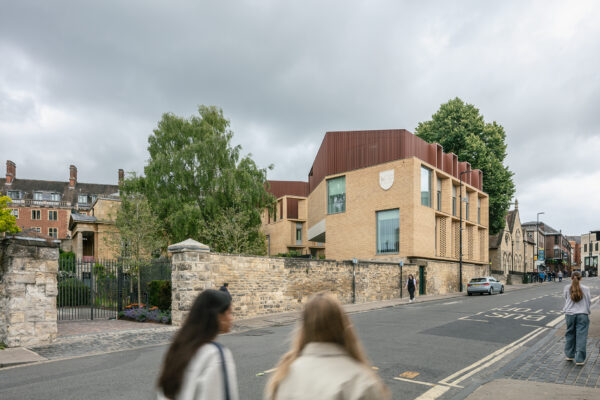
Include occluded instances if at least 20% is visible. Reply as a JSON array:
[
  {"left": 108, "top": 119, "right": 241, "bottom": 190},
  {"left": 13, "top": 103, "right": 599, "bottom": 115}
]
[
  {"left": 157, "top": 289, "right": 238, "bottom": 400},
  {"left": 266, "top": 292, "right": 390, "bottom": 400}
]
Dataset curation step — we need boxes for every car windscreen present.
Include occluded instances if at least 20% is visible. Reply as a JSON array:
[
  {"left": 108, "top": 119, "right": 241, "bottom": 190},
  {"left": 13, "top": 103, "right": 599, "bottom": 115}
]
[{"left": 469, "top": 278, "right": 487, "bottom": 283}]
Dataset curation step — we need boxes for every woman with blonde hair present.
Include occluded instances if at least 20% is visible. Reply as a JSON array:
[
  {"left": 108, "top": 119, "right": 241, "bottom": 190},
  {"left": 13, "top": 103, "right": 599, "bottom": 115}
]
[
  {"left": 266, "top": 292, "right": 390, "bottom": 400},
  {"left": 563, "top": 271, "right": 592, "bottom": 366}
]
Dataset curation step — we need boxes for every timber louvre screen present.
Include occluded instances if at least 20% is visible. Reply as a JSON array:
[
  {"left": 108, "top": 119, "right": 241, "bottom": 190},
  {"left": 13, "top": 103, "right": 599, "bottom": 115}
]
[{"left": 57, "top": 258, "right": 171, "bottom": 320}]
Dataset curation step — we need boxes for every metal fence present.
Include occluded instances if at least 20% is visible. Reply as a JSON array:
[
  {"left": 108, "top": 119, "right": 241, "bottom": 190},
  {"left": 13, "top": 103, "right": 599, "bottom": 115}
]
[{"left": 57, "top": 257, "right": 171, "bottom": 321}]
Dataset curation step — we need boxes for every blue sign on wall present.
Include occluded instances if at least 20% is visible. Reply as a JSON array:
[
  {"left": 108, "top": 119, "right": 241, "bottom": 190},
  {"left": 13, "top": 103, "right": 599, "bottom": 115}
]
[{"left": 538, "top": 249, "right": 545, "bottom": 261}]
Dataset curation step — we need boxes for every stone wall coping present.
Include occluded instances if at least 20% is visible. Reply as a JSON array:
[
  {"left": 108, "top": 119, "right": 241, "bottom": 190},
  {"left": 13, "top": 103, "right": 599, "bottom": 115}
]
[
  {"left": 168, "top": 239, "right": 210, "bottom": 253},
  {"left": 342, "top": 259, "right": 417, "bottom": 266},
  {"left": 1, "top": 236, "right": 60, "bottom": 248}
]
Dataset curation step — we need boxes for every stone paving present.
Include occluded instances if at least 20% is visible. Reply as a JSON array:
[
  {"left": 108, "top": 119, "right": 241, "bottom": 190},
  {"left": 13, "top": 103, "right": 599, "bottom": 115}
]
[{"left": 505, "top": 336, "right": 600, "bottom": 388}]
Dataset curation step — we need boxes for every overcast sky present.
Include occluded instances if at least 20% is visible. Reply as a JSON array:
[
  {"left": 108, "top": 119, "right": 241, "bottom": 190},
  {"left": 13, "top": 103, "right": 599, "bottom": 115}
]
[{"left": 1, "top": 1, "right": 599, "bottom": 236}]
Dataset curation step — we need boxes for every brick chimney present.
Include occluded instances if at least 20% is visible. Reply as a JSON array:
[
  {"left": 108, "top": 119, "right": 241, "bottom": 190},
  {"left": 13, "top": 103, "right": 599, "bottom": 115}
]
[
  {"left": 69, "top": 165, "right": 77, "bottom": 189},
  {"left": 118, "top": 169, "right": 124, "bottom": 185},
  {"left": 5, "top": 160, "right": 16, "bottom": 185}
]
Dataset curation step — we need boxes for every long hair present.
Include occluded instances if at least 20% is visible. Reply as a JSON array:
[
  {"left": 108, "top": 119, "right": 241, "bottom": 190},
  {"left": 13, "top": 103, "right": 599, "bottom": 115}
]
[
  {"left": 266, "top": 292, "right": 388, "bottom": 400},
  {"left": 158, "top": 289, "right": 231, "bottom": 399},
  {"left": 570, "top": 271, "right": 583, "bottom": 302}
]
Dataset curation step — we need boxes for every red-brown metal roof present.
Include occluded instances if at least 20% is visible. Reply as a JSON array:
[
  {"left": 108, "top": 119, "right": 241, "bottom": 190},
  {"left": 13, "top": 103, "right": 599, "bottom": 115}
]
[
  {"left": 307, "top": 129, "right": 483, "bottom": 193},
  {"left": 266, "top": 180, "right": 309, "bottom": 198}
]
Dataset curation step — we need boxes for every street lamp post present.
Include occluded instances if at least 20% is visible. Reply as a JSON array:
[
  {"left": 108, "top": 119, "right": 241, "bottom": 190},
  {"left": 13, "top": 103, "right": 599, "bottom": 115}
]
[
  {"left": 589, "top": 231, "right": 593, "bottom": 275},
  {"left": 459, "top": 169, "right": 473, "bottom": 292},
  {"left": 536, "top": 212, "right": 545, "bottom": 274}
]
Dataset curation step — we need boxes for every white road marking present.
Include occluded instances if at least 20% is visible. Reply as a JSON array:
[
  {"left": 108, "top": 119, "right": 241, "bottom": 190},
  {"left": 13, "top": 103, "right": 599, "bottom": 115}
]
[
  {"left": 393, "top": 377, "right": 463, "bottom": 389},
  {"left": 442, "top": 301, "right": 461, "bottom": 305},
  {"left": 413, "top": 384, "right": 451, "bottom": 400},
  {"left": 592, "top": 296, "right": 600, "bottom": 302},
  {"left": 546, "top": 315, "right": 564, "bottom": 327},
  {"left": 438, "top": 327, "right": 546, "bottom": 386},
  {"left": 264, "top": 368, "right": 277, "bottom": 373}
]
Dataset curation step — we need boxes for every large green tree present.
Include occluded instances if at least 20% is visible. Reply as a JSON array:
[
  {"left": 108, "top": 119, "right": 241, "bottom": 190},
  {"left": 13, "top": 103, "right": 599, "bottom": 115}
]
[
  {"left": 128, "top": 106, "right": 274, "bottom": 254},
  {"left": 0, "top": 195, "right": 20, "bottom": 235},
  {"left": 415, "top": 98, "right": 515, "bottom": 234}
]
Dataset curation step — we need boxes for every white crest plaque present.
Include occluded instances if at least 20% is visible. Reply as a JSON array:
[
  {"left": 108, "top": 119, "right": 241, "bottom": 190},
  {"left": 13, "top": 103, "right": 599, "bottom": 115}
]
[{"left": 379, "top": 169, "right": 394, "bottom": 190}]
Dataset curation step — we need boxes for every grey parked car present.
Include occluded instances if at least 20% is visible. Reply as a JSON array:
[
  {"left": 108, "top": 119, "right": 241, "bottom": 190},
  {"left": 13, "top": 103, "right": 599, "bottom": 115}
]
[{"left": 467, "top": 277, "right": 504, "bottom": 295}]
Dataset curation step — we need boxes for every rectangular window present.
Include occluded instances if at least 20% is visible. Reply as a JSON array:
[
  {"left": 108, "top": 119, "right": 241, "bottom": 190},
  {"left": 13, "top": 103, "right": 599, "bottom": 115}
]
[
  {"left": 596, "top": 242, "right": 599, "bottom": 251},
  {"left": 48, "top": 228, "right": 58, "bottom": 238},
  {"left": 78, "top": 195, "right": 88, "bottom": 204},
  {"left": 554, "top": 249, "right": 559, "bottom": 258},
  {"left": 11, "top": 209, "right": 19, "bottom": 219},
  {"left": 7, "top": 190, "right": 21, "bottom": 200},
  {"left": 34, "top": 192, "right": 43, "bottom": 201},
  {"left": 554, "top": 236, "right": 559, "bottom": 244},
  {"left": 296, "top": 223, "right": 302, "bottom": 245},
  {"left": 477, "top": 197, "right": 481, "bottom": 224},
  {"left": 51, "top": 193, "right": 61, "bottom": 201},
  {"left": 421, "top": 167, "right": 432, "bottom": 207},
  {"left": 377, "top": 209, "right": 399, "bottom": 254},
  {"left": 584, "top": 243, "right": 588, "bottom": 252},
  {"left": 33, "top": 227, "right": 41, "bottom": 233},
  {"left": 465, "top": 194, "right": 470, "bottom": 220},
  {"left": 32, "top": 210, "right": 41, "bottom": 220},
  {"left": 327, "top": 176, "right": 346, "bottom": 214},
  {"left": 49, "top": 210, "right": 58, "bottom": 220},
  {"left": 436, "top": 178, "right": 442, "bottom": 211},
  {"left": 452, "top": 186, "right": 457, "bottom": 216}
]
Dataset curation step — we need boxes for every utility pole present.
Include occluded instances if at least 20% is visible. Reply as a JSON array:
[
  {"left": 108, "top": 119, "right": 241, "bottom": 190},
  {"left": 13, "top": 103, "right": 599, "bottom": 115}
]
[{"left": 536, "top": 212, "right": 544, "bottom": 273}]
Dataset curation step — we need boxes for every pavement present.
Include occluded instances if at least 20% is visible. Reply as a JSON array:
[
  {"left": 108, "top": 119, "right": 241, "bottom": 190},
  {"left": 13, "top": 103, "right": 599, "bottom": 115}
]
[{"left": 1, "top": 280, "right": 599, "bottom": 399}]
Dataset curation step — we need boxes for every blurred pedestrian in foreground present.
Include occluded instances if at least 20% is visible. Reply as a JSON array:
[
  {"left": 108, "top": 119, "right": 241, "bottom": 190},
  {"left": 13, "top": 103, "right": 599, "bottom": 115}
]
[
  {"left": 220, "top": 282, "right": 232, "bottom": 300},
  {"left": 266, "top": 292, "right": 390, "bottom": 400},
  {"left": 563, "top": 271, "right": 592, "bottom": 366},
  {"left": 157, "top": 289, "right": 238, "bottom": 400}
]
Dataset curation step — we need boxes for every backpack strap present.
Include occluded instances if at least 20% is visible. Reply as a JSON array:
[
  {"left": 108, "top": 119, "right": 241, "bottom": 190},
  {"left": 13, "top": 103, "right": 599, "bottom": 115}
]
[{"left": 211, "top": 342, "right": 231, "bottom": 400}]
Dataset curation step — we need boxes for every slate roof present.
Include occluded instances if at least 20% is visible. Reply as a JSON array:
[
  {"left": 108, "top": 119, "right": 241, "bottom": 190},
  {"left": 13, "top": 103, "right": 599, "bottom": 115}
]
[
  {"left": 506, "top": 209, "right": 517, "bottom": 232},
  {"left": 1, "top": 178, "right": 119, "bottom": 207},
  {"left": 489, "top": 233, "right": 503, "bottom": 249}
]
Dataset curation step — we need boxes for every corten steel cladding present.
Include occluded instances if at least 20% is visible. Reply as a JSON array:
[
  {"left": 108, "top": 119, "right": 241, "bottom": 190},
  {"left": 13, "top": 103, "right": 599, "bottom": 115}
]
[{"left": 307, "top": 130, "right": 483, "bottom": 194}]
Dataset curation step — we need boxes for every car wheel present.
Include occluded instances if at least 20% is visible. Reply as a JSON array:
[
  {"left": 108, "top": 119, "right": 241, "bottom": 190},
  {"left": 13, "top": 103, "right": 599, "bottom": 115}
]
[
  {"left": 489, "top": 287, "right": 494, "bottom": 295},
  {"left": 500, "top": 285, "right": 504, "bottom": 294}
]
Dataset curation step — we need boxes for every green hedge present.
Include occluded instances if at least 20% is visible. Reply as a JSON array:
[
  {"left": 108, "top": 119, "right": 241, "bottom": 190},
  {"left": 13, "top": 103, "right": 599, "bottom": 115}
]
[
  {"left": 59, "top": 251, "right": 76, "bottom": 274},
  {"left": 147, "top": 280, "right": 171, "bottom": 310},
  {"left": 57, "top": 278, "right": 90, "bottom": 306}
]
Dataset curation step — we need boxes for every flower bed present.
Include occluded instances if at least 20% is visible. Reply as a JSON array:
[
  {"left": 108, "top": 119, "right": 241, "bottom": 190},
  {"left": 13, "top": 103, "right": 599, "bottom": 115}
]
[{"left": 118, "top": 305, "right": 171, "bottom": 324}]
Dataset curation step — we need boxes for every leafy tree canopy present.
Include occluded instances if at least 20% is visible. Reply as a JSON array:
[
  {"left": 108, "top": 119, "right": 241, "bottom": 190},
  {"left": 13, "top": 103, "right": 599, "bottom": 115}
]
[
  {"left": 124, "top": 106, "right": 275, "bottom": 254},
  {"left": 0, "top": 195, "right": 20, "bottom": 234},
  {"left": 416, "top": 98, "right": 515, "bottom": 234}
]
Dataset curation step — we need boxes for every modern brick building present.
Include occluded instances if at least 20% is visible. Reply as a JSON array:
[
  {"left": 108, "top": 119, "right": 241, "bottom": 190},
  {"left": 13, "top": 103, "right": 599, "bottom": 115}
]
[
  {"left": 262, "top": 129, "right": 489, "bottom": 267},
  {"left": 522, "top": 221, "right": 572, "bottom": 273},
  {"left": 0, "top": 160, "right": 121, "bottom": 242}
]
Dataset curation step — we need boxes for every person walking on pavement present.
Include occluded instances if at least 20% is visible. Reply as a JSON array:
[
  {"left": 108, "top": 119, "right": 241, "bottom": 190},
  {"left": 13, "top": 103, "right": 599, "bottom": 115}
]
[
  {"left": 563, "top": 271, "right": 592, "bottom": 366},
  {"left": 558, "top": 270, "right": 563, "bottom": 282},
  {"left": 219, "top": 282, "right": 232, "bottom": 300},
  {"left": 406, "top": 274, "right": 417, "bottom": 303},
  {"left": 266, "top": 292, "right": 390, "bottom": 400},
  {"left": 157, "top": 289, "right": 238, "bottom": 400}
]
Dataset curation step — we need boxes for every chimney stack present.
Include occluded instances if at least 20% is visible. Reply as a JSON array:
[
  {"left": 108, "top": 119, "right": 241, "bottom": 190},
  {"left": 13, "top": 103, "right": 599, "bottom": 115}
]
[
  {"left": 69, "top": 165, "right": 77, "bottom": 189},
  {"left": 5, "top": 160, "right": 16, "bottom": 185},
  {"left": 118, "top": 169, "right": 124, "bottom": 185}
]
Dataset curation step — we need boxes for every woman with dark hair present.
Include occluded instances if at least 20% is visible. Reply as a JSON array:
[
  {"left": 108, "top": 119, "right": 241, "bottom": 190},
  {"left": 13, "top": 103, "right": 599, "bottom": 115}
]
[
  {"left": 563, "top": 271, "right": 592, "bottom": 366},
  {"left": 406, "top": 274, "right": 417, "bottom": 303},
  {"left": 157, "top": 289, "right": 238, "bottom": 400},
  {"left": 266, "top": 292, "right": 389, "bottom": 400}
]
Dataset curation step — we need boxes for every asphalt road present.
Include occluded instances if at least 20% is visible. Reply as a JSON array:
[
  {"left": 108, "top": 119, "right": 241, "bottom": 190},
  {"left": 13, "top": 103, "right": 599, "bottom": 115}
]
[{"left": 1, "top": 278, "right": 598, "bottom": 400}]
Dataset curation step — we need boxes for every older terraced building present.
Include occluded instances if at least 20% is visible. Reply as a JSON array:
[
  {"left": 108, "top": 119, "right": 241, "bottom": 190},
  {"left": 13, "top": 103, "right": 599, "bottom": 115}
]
[{"left": 262, "top": 129, "right": 489, "bottom": 270}]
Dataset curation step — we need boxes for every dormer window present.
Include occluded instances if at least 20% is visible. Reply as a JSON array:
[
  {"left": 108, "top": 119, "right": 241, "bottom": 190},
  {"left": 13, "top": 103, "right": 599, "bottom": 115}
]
[
  {"left": 8, "top": 190, "right": 21, "bottom": 200},
  {"left": 34, "top": 192, "right": 43, "bottom": 200},
  {"left": 51, "top": 193, "right": 61, "bottom": 201},
  {"left": 78, "top": 195, "right": 88, "bottom": 204}
]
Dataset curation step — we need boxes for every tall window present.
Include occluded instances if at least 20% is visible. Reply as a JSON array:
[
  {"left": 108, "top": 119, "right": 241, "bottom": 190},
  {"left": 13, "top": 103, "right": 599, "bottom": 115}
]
[
  {"left": 596, "top": 242, "right": 599, "bottom": 251},
  {"left": 78, "top": 195, "right": 88, "bottom": 204},
  {"left": 32, "top": 210, "right": 41, "bottom": 220},
  {"left": 436, "top": 178, "right": 442, "bottom": 211},
  {"left": 11, "top": 209, "right": 19, "bottom": 219},
  {"left": 296, "top": 223, "right": 302, "bottom": 245},
  {"left": 421, "top": 167, "right": 432, "bottom": 207},
  {"left": 377, "top": 209, "right": 399, "bottom": 254},
  {"left": 452, "top": 186, "right": 457, "bottom": 216},
  {"left": 51, "top": 193, "right": 61, "bottom": 201},
  {"left": 584, "top": 243, "right": 588, "bottom": 252},
  {"left": 49, "top": 210, "right": 58, "bottom": 220},
  {"left": 327, "top": 176, "right": 346, "bottom": 214},
  {"left": 34, "top": 192, "right": 43, "bottom": 201},
  {"left": 465, "top": 193, "right": 470, "bottom": 220},
  {"left": 477, "top": 197, "right": 481, "bottom": 224},
  {"left": 49, "top": 228, "right": 58, "bottom": 238}
]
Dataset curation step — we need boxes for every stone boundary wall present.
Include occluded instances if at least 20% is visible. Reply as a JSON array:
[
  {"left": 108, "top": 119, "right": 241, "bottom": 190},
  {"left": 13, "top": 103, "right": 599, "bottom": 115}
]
[
  {"left": 169, "top": 240, "right": 489, "bottom": 326},
  {"left": 0, "top": 236, "right": 59, "bottom": 347}
]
